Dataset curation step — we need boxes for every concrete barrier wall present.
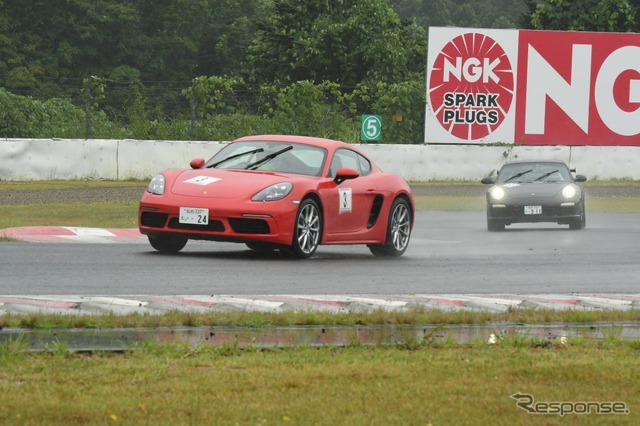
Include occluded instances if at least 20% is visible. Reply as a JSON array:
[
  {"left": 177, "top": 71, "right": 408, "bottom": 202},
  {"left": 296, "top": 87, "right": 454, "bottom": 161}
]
[
  {"left": 118, "top": 140, "right": 224, "bottom": 180},
  {"left": 1, "top": 138, "right": 639, "bottom": 181},
  {"left": 1, "top": 139, "right": 118, "bottom": 180}
]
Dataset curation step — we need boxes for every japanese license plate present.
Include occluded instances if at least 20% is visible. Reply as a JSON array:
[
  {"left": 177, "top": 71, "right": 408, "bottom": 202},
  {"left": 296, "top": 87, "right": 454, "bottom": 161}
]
[
  {"left": 179, "top": 207, "right": 209, "bottom": 225},
  {"left": 524, "top": 205, "right": 542, "bottom": 215}
]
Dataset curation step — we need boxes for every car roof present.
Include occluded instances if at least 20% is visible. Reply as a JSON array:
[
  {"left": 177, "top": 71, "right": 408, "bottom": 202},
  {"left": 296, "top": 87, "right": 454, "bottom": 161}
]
[
  {"left": 503, "top": 159, "right": 567, "bottom": 165},
  {"left": 234, "top": 134, "right": 353, "bottom": 150}
]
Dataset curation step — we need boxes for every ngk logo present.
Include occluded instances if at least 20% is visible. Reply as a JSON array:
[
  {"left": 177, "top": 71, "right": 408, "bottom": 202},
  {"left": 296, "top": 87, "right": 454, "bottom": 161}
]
[
  {"left": 443, "top": 57, "right": 501, "bottom": 84},
  {"left": 428, "top": 32, "right": 514, "bottom": 140}
]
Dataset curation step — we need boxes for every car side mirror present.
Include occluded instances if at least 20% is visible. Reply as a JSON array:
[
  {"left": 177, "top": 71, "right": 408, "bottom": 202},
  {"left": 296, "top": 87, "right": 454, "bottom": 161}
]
[
  {"left": 335, "top": 167, "right": 359, "bottom": 184},
  {"left": 481, "top": 177, "right": 495, "bottom": 185},
  {"left": 190, "top": 158, "right": 205, "bottom": 169},
  {"left": 574, "top": 174, "right": 587, "bottom": 183}
]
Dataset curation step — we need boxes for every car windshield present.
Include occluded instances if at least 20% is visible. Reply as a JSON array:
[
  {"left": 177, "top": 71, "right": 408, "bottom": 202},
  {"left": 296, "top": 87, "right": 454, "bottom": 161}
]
[
  {"left": 205, "top": 141, "right": 327, "bottom": 176},
  {"left": 497, "top": 163, "right": 571, "bottom": 184}
]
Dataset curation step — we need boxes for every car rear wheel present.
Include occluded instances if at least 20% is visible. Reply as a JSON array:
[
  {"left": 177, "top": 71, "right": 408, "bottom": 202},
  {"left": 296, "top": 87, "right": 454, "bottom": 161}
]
[
  {"left": 369, "top": 197, "right": 412, "bottom": 257},
  {"left": 288, "top": 198, "right": 322, "bottom": 259},
  {"left": 148, "top": 234, "right": 188, "bottom": 253}
]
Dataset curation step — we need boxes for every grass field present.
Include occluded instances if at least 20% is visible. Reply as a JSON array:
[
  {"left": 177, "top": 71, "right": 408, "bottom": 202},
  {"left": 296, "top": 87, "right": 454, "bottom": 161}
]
[
  {"left": 1, "top": 180, "right": 639, "bottom": 424},
  {"left": 1, "top": 339, "right": 638, "bottom": 425}
]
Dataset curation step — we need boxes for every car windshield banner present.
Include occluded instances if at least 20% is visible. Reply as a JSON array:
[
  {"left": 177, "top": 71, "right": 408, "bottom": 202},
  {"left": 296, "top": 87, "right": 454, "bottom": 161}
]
[{"left": 425, "top": 27, "right": 640, "bottom": 146}]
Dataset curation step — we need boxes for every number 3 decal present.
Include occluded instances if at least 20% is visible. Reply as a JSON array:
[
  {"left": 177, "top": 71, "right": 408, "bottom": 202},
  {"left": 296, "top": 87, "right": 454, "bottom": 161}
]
[{"left": 339, "top": 188, "right": 352, "bottom": 213}]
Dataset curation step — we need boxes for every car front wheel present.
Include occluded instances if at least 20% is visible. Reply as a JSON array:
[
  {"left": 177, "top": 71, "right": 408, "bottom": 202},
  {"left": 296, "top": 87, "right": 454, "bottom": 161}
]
[
  {"left": 569, "top": 202, "right": 586, "bottom": 230},
  {"left": 148, "top": 234, "right": 188, "bottom": 253},
  {"left": 289, "top": 198, "right": 322, "bottom": 259},
  {"left": 369, "top": 197, "right": 412, "bottom": 257},
  {"left": 487, "top": 217, "right": 505, "bottom": 231}
]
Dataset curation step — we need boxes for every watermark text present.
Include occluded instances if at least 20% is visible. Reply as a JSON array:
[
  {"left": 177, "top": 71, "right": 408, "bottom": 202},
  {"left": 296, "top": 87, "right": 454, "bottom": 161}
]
[{"left": 511, "top": 393, "right": 630, "bottom": 416}]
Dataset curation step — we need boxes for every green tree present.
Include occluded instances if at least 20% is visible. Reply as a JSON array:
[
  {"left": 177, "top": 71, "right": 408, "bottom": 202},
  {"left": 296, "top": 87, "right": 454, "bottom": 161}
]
[
  {"left": 351, "top": 80, "right": 425, "bottom": 144},
  {"left": 522, "top": 0, "right": 638, "bottom": 31},
  {"left": 1, "top": 0, "right": 141, "bottom": 98},
  {"left": 245, "top": 0, "right": 427, "bottom": 86},
  {"left": 452, "top": 4, "right": 478, "bottom": 27},
  {"left": 391, "top": 0, "right": 453, "bottom": 29},
  {"left": 81, "top": 76, "right": 106, "bottom": 139},
  {"left": 197, "top": 0, "right": 258, "bottom": 77},
  {"left": 263, "top": 80, "right": 355, "bottom": 139},
  {"left": 0, "top": 88, "right": 122, "bottom": 138},
  {"left": 102, "top": 66, "right": 143, "bottom": 123},
  {"left": 0, "top": 0, "right": 260, "bottom": 117},
  {"left": 391, "top": 0, "right": 527, "bottom": 30},
  {"left": 185, "top": 75, "right": 246, "bottom": 118}
]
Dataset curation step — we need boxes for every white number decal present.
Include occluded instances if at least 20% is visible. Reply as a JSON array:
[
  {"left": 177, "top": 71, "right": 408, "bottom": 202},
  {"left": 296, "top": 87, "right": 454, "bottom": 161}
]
[{"left": 339, "top": 188, "right": 352, "bottom": 213}]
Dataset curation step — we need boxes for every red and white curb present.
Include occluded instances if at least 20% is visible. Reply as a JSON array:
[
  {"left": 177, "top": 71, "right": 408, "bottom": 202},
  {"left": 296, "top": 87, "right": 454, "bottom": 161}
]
[
  {"left": 0, "top": 294, "right": 638, "bottom": 315},
  {"left": 0, "top": 227, "right": 143, "bottom": 243}
]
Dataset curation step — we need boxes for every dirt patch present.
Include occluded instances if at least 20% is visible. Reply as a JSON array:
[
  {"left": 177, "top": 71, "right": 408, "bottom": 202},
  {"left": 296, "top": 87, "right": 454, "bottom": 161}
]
[{"left": 0, "top": 186, "right": 146, "bottom": 205}]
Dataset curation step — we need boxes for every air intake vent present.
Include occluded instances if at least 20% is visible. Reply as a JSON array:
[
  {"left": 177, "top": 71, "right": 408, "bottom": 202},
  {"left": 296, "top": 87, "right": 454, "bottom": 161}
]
[
  {"left": 229, "top": 218, "right": 270, "bottom": 234},
  {"left": 140, "top": 212, "right": 168, "bottom": 228}
]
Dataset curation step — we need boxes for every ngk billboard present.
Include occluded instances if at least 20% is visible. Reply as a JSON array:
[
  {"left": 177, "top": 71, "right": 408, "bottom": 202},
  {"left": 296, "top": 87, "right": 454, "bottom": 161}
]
[{"left": 425, "top": 27, "right": 640, "bottom": 145}]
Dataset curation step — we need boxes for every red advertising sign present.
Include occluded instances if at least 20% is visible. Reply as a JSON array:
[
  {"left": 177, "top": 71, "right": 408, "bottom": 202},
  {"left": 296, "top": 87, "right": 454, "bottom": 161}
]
[{"left": 425, "top": 27, "right": 640, "bottom": 146}]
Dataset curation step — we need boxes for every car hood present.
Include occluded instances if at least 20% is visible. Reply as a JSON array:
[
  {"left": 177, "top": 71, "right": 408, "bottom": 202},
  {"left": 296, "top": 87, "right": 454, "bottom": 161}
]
[
  {"left": 500, "top": 182, "right": 570, "bottom": 198},
  {"left": 169, "top": 169, "right": 292, "bottom": 198}
]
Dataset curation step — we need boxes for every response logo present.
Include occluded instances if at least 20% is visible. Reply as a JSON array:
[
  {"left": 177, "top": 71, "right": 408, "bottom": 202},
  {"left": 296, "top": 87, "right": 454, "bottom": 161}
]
[{"left": 428, "top": 32, "right": 514, "bottom": 140}]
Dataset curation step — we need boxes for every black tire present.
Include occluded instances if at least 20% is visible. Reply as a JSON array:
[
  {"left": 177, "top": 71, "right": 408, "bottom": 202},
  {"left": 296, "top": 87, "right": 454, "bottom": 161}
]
[
  {"left": 368, "top": 197, "right": 412, "bottom": 257},
  {"left": 148, "top": 234, "right": 188, "bottom": 253},
  {"left": 487, "top": 216, "right": 505, "bottom": 231},
  {"left": 569, "top": 202, "right": 586, "bottom": 230},
  {"left": 289, "top": 198, "right": 322, "bottom": 259}
]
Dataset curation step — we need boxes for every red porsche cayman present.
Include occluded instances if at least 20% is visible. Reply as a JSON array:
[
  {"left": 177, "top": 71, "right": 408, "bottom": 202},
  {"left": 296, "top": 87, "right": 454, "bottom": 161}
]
[{"left": 138, "top": 135, "right": 414, "bottom": 258}]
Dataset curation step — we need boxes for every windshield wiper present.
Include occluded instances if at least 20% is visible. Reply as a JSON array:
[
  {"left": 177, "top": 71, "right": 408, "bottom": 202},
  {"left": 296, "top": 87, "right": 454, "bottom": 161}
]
[
  {"left": 534, "top": 170, "right": 559, "bottom": 181},
  {"left": 245, "top": 145, "right": 293, "bottom": 170},
  {"left": 504, "top": 169, "right": 533, "bottom": 183},
  {"left": 209, "top": 147, "right": 264, "bottom": 168}
]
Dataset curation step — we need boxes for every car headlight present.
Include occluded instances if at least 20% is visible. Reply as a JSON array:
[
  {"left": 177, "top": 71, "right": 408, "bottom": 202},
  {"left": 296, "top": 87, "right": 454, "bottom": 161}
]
[
  {"left": 562, "top": 184, "right": 577, "bottom": 198},
  {"left": 489, "top": 186, "right": 505, "bottom": 201},
  {"left": 147, "top": 174, "right": 165, "bottom": 195},
  {"left": 252, "top": 182, "right": 293, "bottom": 201}
]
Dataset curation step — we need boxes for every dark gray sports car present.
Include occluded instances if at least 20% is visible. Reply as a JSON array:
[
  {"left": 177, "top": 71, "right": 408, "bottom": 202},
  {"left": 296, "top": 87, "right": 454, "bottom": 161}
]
[{"left": 481, "top": 160, "right": 587, "bottom": 231}]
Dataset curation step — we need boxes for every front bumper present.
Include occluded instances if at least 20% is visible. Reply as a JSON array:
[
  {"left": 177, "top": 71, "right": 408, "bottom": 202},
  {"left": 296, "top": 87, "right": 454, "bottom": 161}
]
[
  {"left": 486, "top": 202, "right": 582, "bottom": 224},
  {"left": 138, "top": 192, "right": 299, "bottom": 246}
]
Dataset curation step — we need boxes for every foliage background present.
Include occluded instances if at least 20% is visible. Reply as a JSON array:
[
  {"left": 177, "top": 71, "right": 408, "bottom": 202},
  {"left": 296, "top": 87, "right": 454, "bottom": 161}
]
[{"left": 1, "top": 0, "right": 638, "bottom": 143}]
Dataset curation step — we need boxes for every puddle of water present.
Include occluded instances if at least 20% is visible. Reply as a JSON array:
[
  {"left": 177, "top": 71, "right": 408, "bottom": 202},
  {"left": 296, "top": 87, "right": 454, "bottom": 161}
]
[{"left": 1, "top": 322, "right": 639, "bottom": 352}]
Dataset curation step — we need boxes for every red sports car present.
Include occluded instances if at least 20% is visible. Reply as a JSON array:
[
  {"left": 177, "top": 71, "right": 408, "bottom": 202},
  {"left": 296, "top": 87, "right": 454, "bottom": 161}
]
[{"left": 138, "top": 135, "right": 414, "bottom": 258}]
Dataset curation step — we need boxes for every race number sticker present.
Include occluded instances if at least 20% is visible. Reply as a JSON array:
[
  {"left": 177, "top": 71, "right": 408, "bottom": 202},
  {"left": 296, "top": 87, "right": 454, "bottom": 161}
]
[
  {"left": 184, "top": 176, "right": 220, "bottom": 186},
  {"left": 339, "top": 188, "right": 352, "bottom": 214}
]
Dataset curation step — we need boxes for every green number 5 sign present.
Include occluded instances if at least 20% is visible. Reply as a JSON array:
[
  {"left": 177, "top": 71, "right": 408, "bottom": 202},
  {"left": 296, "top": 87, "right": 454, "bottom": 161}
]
[{"left": 361, "top": 115, "right": 382, "bottom": 142}]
